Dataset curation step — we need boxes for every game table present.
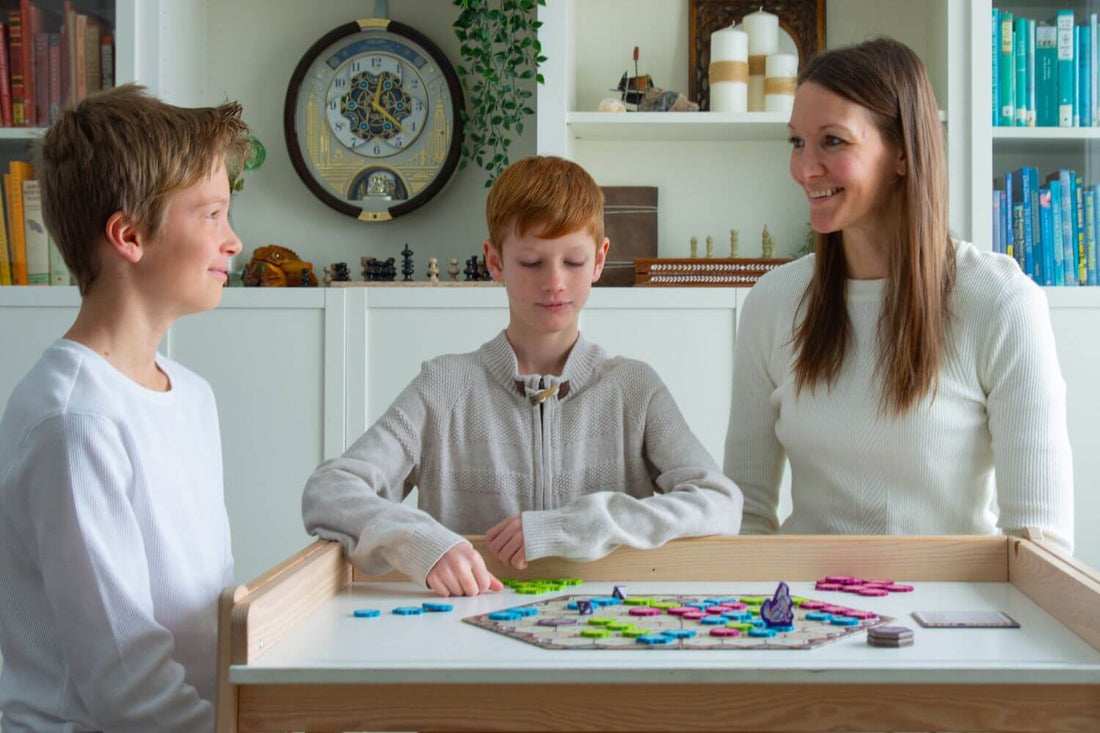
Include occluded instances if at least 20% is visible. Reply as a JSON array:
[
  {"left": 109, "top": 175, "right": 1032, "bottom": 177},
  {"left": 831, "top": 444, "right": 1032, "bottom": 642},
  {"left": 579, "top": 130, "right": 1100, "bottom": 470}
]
[{"left": 216, "top": 535, "right": 1100, "bottom": 732}]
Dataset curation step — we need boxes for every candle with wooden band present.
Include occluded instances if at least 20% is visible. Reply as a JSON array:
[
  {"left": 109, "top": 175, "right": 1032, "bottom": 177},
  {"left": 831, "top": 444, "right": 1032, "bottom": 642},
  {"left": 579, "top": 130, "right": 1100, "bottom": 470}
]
[
  {"left": 765, "top": 53, "right": 798, "bottom": 115},
  {"left": 709, "top": 25, "right": 748, "bottom": 113},
  {"left": 744, "top": 9, "right": 779, "bottom": 111}
]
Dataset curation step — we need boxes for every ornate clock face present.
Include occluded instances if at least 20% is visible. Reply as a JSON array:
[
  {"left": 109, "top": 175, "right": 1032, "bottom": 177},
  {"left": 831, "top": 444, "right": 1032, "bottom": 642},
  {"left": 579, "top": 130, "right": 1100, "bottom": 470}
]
[{"left": 285, "top": 19, "right": 464, "bottom": 221}]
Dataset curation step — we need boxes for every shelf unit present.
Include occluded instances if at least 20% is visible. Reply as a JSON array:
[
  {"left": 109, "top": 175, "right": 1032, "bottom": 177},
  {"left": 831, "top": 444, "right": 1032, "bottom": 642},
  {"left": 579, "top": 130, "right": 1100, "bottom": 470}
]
[{"left": 538, "top": 0, "right": 970, "bottom": 259}]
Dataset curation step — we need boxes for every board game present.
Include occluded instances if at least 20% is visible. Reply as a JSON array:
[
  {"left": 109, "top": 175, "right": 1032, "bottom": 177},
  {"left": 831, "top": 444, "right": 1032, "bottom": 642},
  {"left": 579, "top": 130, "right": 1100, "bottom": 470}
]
[{"left": 463, "top": 588, "right": 893, "bottom": 650}]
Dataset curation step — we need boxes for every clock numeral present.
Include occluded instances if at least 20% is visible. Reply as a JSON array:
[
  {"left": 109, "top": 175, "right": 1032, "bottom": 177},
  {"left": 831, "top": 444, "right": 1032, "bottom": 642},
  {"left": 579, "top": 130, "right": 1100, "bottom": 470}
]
[
  {"left": 335, "top": 122, "right": 344, "bottom": 131},
  {"left": 328, "top": 100, "right": 337, "bottom": 110},
  {"left": 371, "top": 57, "right": 381, "bottom": 69},
  {"left": 352, "top": 61, "right": 362, "bottom": 72},
  {"left": 334, "top": 77, "right": 347, "bottom": 88},
  {"left": 373, "top": 144, "right": 381, "bottom": 154},
  {"left": 410, "top": 121, "right": 417, "bottom": 132},
  {"left": 414, "top": 100, "right": 423, "bottom": 112}
]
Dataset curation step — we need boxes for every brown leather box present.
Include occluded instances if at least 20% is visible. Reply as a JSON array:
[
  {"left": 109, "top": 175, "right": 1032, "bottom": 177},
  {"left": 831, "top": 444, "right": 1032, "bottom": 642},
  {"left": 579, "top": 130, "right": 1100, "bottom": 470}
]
[{"left": 597, "top": 186, "right": 658, "bottom": 287}]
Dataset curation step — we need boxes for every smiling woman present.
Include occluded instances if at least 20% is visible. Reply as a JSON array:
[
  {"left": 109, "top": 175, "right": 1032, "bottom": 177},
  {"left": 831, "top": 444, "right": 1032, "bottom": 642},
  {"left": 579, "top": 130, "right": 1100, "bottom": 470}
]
[{"left": 723, "top": 39, "right": 1075, "bottom": 558}]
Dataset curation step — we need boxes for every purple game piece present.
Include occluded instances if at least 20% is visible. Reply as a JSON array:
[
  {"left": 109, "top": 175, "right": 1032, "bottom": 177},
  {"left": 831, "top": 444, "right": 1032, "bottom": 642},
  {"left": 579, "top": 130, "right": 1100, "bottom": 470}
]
[
  {"left": 710, "top": 627, "right": 740, "bottom": 637},
  {"left": 682, "top": 611, "right": 707, "bottom": 620},
  {"left": 760, "top": 581, "right": 795, "bottom": 627},
  {"left": 800, "top": 601, "right": 826, "bottom": 610},
  {"left": 720, "top": 601, "right": 748, "bottom": 611},
  {"left": 629, "top": 607, "right": 662, "bottom": 616},
  {"left": 667, "top": 606, "right": 694, "bottom": 616},
  {"left": 842, "top": 585, "right": 869, "bottom": 593},
  {"left": 858, "top": 587, "right": 889, "bottom": 597},
  {"left": 841, "top": 609, "right": 878, "bottom": 620},
  {"left": 824, "top": 575, "right": 855, "bottom": 584},
  {"left": 537, "top": 617, "right": 579, "bottom": 627},
  {"left": 612, "top": 585, "right": 627, "bottom": 600},
  {"left": 820, "top": 605, "right": 849, "bottom": 614},
  {"left": 841, "top": 577, "right": 866, "bottom": 585},
  {"left": 576, "top": 600, "right": 594, "bottom": 615},
  {"left": 815, "top": 582, "right": 844, "bottom": 591},
  {"left": 705, "top": 606, "right": 728, "bottom": 615}
]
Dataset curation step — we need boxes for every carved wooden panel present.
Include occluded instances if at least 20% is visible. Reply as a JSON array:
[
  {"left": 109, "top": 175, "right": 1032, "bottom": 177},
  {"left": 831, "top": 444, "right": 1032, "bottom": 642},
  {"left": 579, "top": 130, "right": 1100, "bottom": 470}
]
[{"left": 689, "top": 0, "right": 826, "bottom": 110}]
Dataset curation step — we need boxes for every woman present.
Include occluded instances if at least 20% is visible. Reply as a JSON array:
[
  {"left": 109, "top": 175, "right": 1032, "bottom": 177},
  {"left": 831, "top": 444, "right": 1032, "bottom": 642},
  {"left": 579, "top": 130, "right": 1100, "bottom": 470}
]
[{"left": 724, "top": 39, "right": 1074, "bottom": 554}]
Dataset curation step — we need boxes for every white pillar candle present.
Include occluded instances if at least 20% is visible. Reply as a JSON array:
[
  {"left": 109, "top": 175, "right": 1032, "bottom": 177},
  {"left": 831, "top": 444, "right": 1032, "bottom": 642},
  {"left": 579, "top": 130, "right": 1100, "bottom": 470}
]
[
  {"left": 744, "top": 10, "right": 779, "bottom": 111},
  {"left": 709, "top": 25, "right": 748, "bottom": 113},
  {"left": 764, "top": 52, "right": 798, "bottom": 115}
]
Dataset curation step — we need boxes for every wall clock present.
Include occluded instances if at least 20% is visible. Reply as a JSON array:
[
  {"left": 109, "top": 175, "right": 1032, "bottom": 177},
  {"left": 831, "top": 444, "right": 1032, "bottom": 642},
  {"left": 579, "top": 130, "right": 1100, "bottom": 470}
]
[{"left": 284, "top": 18, "right": 464, "bottom": 221}]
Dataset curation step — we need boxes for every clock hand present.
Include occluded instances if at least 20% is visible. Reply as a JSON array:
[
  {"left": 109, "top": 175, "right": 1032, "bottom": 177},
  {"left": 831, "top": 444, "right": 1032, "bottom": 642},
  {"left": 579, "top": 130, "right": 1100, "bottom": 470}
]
[{"left": 372, "top": 103, "right": 405, "bottom": 131}]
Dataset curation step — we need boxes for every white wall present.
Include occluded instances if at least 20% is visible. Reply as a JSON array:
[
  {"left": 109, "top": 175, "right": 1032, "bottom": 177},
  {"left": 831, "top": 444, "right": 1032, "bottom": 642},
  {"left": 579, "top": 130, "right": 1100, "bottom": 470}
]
[{"left": 165, "top": 0, "right": 537, "bottom": 281}]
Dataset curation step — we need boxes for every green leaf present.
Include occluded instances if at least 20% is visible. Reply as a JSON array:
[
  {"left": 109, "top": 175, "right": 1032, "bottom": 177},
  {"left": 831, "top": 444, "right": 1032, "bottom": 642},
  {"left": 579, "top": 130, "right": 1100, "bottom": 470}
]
[{"left": 535, "top": 74, "right": 545, "bottom": 84}]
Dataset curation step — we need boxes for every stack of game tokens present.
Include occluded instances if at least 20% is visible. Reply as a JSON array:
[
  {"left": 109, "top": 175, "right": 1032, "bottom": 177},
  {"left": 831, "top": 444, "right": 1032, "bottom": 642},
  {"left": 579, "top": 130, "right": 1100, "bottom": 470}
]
[
  {"left": 502, "top": 577, "right": 583, "bottom": 595},
  {"left": 867, "top": 625, "right": 914, "bottom": 648}
]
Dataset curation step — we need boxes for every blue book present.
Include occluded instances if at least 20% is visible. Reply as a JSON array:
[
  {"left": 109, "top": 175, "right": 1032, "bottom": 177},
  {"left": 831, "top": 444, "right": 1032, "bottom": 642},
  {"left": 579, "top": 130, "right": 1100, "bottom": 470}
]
[
  {"left": 1050, "top": 178, "right": 1065, "bottom": 285},
  {"left": 1000, "top": 190, "right": 1010, "bottom": 257},
  {"left": 1085, "top": 187, "right": 1098, "bottom": 285},
  {"left": 993, "top": 190, "right": 1002, "bottom": 254},
  {"left": 1058, "top": 10, "right": 1075, "bottom": 126},
  {"left": 1037, "top": 23, "right": 1059, "bottom": 126},
  {"left": 1081, "top": 25, "right": 1092, "bottom": 126},
  {"left": 1005, "top": 170, "right": 1015, "bottom": 259},
  {"left": 1075, "top": 26, "right": 1082, "bottom": 125},
  {"left": 1015, "top": 18, "right": 1029, "bottom": 125},
  {"left": 1075, "top": 173, "right": 1087, "bottom": 283},
  {"left": 1014, "top": 167, "right": 1034, "bottom": 275},
  {"left": 1012, "top": 203, "right": 1026, "bottom": 272},
  {"left": 1086, "top": 186, "right": 1095, "bottom": 281},
  {"left": 1029, "top": 167, "right": 1042, "bottom": 281},
  {"left": 993, "top": 9, "right": 1000, "bottom": 126},
  {"left": 1049, "top": 170, "right": 1079, "bottom": 284},
  {"left": 1000, "top": 12, "right": 1017, "bottom": 126},
  {"left": 1039, "top": 188, "right": 1055, "bottom": 286},
  {"left": 1092, "top": 14, "right": 1098, "bottom": 125}
]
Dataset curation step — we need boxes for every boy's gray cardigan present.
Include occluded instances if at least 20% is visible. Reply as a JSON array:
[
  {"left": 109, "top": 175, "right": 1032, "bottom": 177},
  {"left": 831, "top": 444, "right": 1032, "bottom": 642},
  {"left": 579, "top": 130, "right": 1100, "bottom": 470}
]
[{"left": 302, "top": 331, "right": 743, "bottom": 585}]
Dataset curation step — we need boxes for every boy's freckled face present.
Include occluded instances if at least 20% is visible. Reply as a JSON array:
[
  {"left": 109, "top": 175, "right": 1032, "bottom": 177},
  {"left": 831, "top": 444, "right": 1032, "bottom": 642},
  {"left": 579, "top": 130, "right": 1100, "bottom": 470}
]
[
  {"left": 489, "top": 227, "right": 609, "bottom": 336},
  {"left": 138, "top": 161, "right": 243, "bottom": 315}
]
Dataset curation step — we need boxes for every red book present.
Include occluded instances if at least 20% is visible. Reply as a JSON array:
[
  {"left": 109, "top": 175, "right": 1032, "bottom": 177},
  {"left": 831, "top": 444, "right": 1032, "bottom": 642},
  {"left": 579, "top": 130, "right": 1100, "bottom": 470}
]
[
  {"left": 8, "top": 11, "right": 24, "bottom": 126},
  {"left": 33, "top": 32, "right": 47, "bottom": 125},
  {"left": 19, "top": 0, "right": 36, "bottom": 126},
  {"left": 0, "top": 24, "right": 13, "bottom": 126},
  {"left": 47, "top": 33, "right": 59, "bottom": 123}
]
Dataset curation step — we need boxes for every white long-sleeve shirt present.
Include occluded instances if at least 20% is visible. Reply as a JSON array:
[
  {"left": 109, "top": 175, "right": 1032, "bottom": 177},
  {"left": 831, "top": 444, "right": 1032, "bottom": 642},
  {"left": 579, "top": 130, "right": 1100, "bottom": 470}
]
[
  {"left": 0, "top": 339, "right": 233, "bottom": 732},
  {"left": 724, "top": 242, "right": 1074, "bottom": 555}
]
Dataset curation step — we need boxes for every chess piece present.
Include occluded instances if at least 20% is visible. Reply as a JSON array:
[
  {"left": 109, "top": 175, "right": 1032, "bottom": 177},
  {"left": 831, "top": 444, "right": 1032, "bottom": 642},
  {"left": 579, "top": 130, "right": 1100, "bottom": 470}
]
[
  {"left": 448, "top": 258, "right": 459, "bottom": 281},
  {"left": 690, "top": 235, "right": 698, "bottom": 258},
  {"left": 762, "top": 225, "right": 776, "bottom": 259},
  {"left": 400, "top": 244, "right": 414, "bottom": 281},
  {"left": 333, "top": 262, "right": 350, "bottom": 282},
  {"left": 323, "top": 264, "right": 335, "bottom": 286},
  {"left": 477, "top": 256, "right": 489, "bottom": 281},
  {"left": 729, "top": 229, "right": 739, "bottom": 258},
  {"left": 361, "top": 256, "right": 375, "bottom": 281},
  {"left": 427, "top": 257, "right": 439, "bottom": 283},
  {"left": 383, "top": 257, "right": 397, "bottom": 281},
  {"left": 705, "top": 235, "right": 714, "bottom": 258},
  {"left": 463, "top": 256, "right": 479, "bottom": 281}
]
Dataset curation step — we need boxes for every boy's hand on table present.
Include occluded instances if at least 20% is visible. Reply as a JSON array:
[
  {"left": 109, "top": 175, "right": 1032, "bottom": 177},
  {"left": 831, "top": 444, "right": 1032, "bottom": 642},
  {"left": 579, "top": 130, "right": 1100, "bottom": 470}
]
[
  {"left": 486, "top": 514, "right": 528, "bottom": 570},
  {"left": 426, "top": 544, "right": 502, "bottom": 597}
]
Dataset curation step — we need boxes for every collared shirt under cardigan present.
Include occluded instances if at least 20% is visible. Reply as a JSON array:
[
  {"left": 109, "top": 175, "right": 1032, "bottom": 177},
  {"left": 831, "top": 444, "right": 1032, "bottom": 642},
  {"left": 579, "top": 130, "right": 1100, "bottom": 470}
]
[{"left": 302, "top": 331, "right": 744, "bottom": 585}]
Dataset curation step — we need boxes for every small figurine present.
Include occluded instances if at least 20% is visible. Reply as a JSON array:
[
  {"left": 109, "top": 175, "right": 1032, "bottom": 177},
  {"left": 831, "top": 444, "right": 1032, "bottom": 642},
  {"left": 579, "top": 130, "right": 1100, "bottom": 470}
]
[
  {"left": 241, "top": 244, "right": 317, "bottom": 287},
  {"left": 705, "top": 235, "right": 714, "bottom": 258},
  {"left": 323, "top": 262, "right": 350, "bottom": 285},
  {"left": 427, "top": 257, "right": 439, "bottom": 283},
  {"left": 361, "top": 256, "right": 374, "bottom": 281},
  {"left": 598, "top": 97, "right": 627, "bottom": 113},
  {"left": 612, "top": 585, "right": 627, "bottom": 601},
  {"left": 762, "top": 225, "right": 776, "bottom": 259},
  {"left": 448, "top": 257, "right": 460, "bottom": 281},
  {"left": 463, "top": 256, "right": 479, "bottom": 281},
  {"left": 760, "top": 581, "right": 794, "bottom": 627},
  {"left": 576, "top": 600, "right": 594, "bottom": 616},
  {"left": 729, "top": 229, "right": 739, "bottom": 258},
  {"left": 690, "top": 235, "right": 698, "bottom": 259},
  {"left": 400, "top": 244, "right": 414, "bottom": 281}
]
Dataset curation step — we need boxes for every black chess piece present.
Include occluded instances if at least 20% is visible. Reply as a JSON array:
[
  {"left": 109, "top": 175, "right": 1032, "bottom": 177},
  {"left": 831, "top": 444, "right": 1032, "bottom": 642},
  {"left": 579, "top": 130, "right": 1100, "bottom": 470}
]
[
  {"left": 383, "top": 257, "right": 397, "bottom": 282},
  {"left": 463, "top": 255, "right": 479, "bottom": 282},
  {"left": 333, "top": 263, "right": 349, "bottom": 282},
  {"left": 400, "top": 244, "right": 415, "bottom": 282},
  {"left": 477, "top": 256, "right": 490, "bottom": 281},
  {"left": 301, "top": 268, "right": 311, "bottom": 287}
]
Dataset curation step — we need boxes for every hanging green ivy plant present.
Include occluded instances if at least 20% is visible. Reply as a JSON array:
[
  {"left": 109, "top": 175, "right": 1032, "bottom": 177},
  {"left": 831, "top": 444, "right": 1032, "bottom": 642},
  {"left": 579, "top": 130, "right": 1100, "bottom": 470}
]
[{"left": 452, "top": 0, "right": 547, "bottom": 187}]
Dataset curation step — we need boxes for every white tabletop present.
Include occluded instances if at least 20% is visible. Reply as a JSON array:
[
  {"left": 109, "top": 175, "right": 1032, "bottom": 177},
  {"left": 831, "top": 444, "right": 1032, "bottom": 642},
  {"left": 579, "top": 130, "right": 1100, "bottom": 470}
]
[{"left": 230, "top": 580, "right": 1100, "bottom": 685}]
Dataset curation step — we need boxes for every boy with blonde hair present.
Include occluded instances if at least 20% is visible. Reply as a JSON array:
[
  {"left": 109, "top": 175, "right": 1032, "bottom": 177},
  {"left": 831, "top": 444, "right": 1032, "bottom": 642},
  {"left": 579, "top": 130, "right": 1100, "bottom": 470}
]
[
  {"left": 304, "top": 155, "right": 742, "bottom": 596},
  {"left": 0, "top": 85, "right": 248, "bottom": 731}
]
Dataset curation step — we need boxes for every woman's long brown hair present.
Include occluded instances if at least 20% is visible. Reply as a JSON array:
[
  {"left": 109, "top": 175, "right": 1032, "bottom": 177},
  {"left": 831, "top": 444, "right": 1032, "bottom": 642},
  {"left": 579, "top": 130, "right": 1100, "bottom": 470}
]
[{"left": 791, "top": 39, "right": 955, "bottom": 415}]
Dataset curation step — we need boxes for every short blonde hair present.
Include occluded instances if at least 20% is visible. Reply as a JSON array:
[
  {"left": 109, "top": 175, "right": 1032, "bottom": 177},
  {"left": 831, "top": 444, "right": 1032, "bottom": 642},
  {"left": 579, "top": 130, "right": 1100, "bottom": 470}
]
[
  {"left": 37, "top": 84, "right": 250, "bottom": 295},
  {"left": 485, "top": 155, "right": 604, "bottom": 251}
]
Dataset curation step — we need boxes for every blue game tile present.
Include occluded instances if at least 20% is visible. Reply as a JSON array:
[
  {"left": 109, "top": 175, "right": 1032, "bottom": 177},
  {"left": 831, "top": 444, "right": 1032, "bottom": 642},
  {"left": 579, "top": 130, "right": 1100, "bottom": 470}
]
[{"left": 353, "top": 608, "right": 380, "bottom": 618}]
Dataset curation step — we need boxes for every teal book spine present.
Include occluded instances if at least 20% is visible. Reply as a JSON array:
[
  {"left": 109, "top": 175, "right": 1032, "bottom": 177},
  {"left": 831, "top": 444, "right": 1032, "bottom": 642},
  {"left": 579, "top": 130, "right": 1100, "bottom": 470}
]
[
  {"left": 992, "top": 9, "right": 1000, "bottom": 125},
  {"left": 1039, "top": 188, "right": 1055, "bottom": 286},
  {"left": 1027, "top": 19, "right": 1037, "bottom": 125},
  {"left": 1050, "top": 178, "right": 1065, "bottom": 285},
  {"left": 1058, "top": 10, "right": 1075, "bottom": 126},
  {"left": 1037, "top": 23, "right": 1059, "bottom": 126},
  {"left": 1015, "top": 17, "right": 1028, "bottom": 125},
  {"left": 1012, "top": 203, "right": 1026, "bottom": 272},
  {"left": 1081, "top": 25, "right": 1092, "bottom": 125},
  {"left": 1000, "top": 12, "right": 1016, "bottom": 126},
  {"left": 1089, "top": 186, "right": 1099, "bottom": 284},
  {"left": 1076, "top": 173, "right": 1086, "bottom": 283}
]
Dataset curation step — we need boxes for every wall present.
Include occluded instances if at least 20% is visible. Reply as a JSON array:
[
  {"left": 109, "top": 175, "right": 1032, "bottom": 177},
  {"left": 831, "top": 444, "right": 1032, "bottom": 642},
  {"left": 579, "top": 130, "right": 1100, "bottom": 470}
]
[{"left": 189, "top": 0, "right": 537, "bottom": 280}]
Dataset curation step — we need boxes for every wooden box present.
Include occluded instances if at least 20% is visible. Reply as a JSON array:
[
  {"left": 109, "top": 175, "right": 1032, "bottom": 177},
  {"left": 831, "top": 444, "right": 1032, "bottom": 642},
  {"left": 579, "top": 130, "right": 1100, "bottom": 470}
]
[
  {"left": 635, "top": 257, "right": 792, "bottom": 287},
  {"left": 597, "top": 186, "right": 658, "bottom": 287}
]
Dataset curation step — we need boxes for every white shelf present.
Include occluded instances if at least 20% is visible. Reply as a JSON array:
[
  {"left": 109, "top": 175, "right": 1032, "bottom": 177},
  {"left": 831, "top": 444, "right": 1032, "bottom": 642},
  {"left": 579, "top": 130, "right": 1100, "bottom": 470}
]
[
  {"left": 1043, "top": 286, "right": 1100, "bottom": 309},
  {"left": 567, "top": 112, "right": 793, "bottom": 141},
  {"left": 0, "top": 127, "right": 46, "bottom": 141},
  {"left": 993, "top": 127, "right": 1100, "bottom": 141},
  {"left": 568, "top": 110, "right": 949, "bottom": 143}
]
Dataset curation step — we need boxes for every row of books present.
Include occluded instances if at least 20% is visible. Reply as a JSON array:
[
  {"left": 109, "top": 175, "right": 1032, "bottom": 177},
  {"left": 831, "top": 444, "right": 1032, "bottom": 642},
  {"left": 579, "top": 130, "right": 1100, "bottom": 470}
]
[
  {"left": 992, "top": 8, "right": 1099, "bottom": 127},
  {"left": 0, "top": 0, "right": 113, "bottom": 128},
  {"left": 993, "top": 168, "right": 1098, "bottom": 287},
  {"left": 0, "top": 160, "right": 70, "bottom": 285}
]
